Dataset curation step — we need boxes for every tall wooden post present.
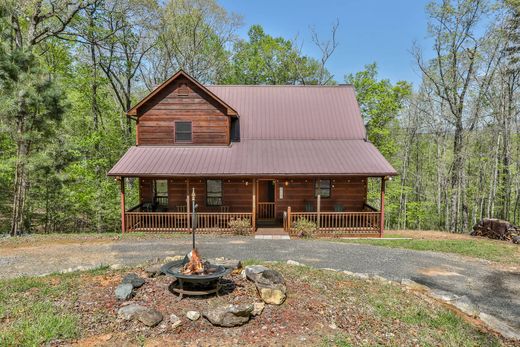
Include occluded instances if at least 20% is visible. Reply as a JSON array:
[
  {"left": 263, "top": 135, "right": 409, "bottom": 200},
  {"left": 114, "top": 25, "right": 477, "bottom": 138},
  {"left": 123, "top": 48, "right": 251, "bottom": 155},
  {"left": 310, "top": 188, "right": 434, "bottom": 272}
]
[
  {"left": 380, "top": 176, "right": 386, "bottom": 238},
  {"left": 186, "top": 179, "right": 190, "bottom": 232},
  {"left": 317, "top": 194, "right": 321, "bottom": 230},
  {"left": 287, "top": 206, "right": 292, "bottom": 231},
  {"left": 120, "top": 177, "right": 126, "bottom": 234},
  {"left": 316, "top": 179, "right": 321, "bottom": 230},
  {"left": 252, "top": 178, "right": 257, "bottom": 231}
]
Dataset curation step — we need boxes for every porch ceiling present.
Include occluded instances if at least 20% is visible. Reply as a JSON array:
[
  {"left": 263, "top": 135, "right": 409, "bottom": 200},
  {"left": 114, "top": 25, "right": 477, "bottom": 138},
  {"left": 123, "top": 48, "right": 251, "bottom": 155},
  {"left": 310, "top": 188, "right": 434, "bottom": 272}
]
[{"left": 108, "top": 139, "right": 397, "bottom": 177}]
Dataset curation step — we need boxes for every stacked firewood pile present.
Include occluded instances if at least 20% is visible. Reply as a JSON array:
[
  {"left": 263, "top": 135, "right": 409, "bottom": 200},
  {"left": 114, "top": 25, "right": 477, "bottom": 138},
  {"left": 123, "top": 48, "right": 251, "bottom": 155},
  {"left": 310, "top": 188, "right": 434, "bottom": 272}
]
[{"left": 471, "top": 218, "right": 520, "bottom": 244}]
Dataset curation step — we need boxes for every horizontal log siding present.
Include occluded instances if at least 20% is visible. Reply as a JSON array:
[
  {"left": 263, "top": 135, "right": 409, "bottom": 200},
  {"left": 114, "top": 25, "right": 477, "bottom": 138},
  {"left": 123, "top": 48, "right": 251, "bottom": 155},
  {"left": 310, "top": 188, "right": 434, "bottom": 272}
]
[
  {"left": 276, "top": 177, "right": 368, "bottom": 219},
  {"left": 139, "top": 178, "right": 252, "bottom": 212},
  {"left": 137, "top": 76, "right": 230, "bottom": 145}
]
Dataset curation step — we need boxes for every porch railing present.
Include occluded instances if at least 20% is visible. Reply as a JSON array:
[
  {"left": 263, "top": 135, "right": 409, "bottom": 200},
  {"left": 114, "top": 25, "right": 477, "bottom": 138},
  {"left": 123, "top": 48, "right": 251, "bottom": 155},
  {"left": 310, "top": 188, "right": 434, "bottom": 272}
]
[
  {"left": 124, "top": 210, "right": 253, "bottom": 234},
  {"left": 196, "top": 212, "right": 252, "bottom": 234},
  {"left": 125, "top": 212, "right": 188, "bottom": 232},
  {"left": 285, "top": 210, "right": 381, "bottom": 237},
  {"left": 257, "top": 202, "right": 275, "bottom": 220}
]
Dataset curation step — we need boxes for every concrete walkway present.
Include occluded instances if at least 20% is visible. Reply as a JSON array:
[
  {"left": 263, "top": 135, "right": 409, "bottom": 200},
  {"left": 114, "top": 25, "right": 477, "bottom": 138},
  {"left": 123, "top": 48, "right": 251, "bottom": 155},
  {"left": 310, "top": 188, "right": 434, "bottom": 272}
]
[{"left": 1, "top": 235, "right": 519, "bottom": 332}]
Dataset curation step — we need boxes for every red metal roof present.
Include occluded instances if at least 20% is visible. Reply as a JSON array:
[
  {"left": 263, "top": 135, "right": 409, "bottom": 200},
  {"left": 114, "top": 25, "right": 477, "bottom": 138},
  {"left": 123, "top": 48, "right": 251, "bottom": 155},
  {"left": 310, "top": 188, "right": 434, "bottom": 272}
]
[
  {"left": 206, "top": 85, "right": 366, "bottom": 140},
  {"left": 109, "top": 82, "right": 397, "bottom": 177},
  {"left": 108, "top": 140, "right": 397, "bottom": 177}
]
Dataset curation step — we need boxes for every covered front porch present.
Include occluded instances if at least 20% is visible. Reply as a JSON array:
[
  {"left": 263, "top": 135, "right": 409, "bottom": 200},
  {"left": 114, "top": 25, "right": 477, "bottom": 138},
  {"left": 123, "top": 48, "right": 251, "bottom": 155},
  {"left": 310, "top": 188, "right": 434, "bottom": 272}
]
[{"left": 117, "top": 176, "right": 388, "bottom": 237}]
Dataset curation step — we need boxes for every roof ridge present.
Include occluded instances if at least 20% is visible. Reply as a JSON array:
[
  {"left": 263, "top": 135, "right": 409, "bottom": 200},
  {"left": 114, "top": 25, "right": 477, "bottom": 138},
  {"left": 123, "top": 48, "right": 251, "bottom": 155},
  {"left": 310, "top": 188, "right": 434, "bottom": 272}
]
[{"left": 205, "top": 84, "right": 353, "bottom": 88}]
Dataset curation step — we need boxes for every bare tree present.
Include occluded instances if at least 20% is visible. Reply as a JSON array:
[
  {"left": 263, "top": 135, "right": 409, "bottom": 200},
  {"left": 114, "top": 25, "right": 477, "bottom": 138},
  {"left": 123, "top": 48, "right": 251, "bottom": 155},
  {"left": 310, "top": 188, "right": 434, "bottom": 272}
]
[{"left": 413, "top": 0, "right": 488, "bottom": 232}]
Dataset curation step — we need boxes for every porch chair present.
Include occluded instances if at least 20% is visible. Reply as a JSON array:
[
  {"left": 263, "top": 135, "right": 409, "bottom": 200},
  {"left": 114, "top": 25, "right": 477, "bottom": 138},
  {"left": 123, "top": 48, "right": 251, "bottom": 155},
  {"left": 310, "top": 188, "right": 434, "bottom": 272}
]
[{"left": 304, "top": 200, "right": 315, "bottom": 212}]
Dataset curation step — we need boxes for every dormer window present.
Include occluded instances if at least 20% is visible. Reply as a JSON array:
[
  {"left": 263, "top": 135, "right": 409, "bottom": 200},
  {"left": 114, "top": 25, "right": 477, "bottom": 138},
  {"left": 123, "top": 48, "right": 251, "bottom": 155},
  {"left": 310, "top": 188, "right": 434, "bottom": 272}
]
[{"left": 175, "top": 121, "right": 192, "bottom": 142}]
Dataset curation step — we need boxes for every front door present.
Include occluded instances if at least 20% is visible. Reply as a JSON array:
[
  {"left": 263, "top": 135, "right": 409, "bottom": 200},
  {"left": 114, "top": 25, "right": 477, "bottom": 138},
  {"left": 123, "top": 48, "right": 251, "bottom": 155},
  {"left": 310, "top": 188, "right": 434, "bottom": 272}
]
[{"left": 257, "top": 180, "right": 275, "bottom": 220}]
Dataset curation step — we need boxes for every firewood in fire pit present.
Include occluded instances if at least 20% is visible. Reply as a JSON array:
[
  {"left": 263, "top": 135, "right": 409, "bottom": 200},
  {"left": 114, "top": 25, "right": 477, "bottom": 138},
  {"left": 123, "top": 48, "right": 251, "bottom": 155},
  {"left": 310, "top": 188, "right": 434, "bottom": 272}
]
[{"left": 181, "top": 248, "right": 208, "bottom": 275}]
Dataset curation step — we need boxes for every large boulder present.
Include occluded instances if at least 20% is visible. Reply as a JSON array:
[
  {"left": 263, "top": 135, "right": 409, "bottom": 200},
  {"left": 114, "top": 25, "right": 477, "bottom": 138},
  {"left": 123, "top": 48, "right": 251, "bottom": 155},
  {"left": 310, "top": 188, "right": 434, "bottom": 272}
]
[
  {"left": 203, "top": 304, "right": 253, "bottom": 327},
  {"left": 245, "top": 265, "right": 287, "bottom": 305}
]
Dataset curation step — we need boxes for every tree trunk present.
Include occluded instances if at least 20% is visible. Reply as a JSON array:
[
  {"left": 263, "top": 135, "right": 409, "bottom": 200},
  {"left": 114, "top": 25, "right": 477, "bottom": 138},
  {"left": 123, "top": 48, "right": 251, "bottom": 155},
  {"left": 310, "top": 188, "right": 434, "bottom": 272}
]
[
  {"left": 449, "top": 117, "right": 464, "bottom": 232},
  {"left": 10, "top": 120, "right": 29, "bottom": 236}
]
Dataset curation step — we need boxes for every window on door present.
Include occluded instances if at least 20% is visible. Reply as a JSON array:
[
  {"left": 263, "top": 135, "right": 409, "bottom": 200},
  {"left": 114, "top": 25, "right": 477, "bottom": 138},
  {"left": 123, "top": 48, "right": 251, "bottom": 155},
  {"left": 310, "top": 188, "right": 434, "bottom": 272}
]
[
  {"left": 314, "top": 179, "right": 331, "bottom": 198},
  {"left": 153, "top": 179, "right": 168, "bottom": 206},
  {"left": 175, "top": 121, "right": 192, "bottom": 142},
  {"left": 206, "top": 179, "right": 223, "bottom": 206}
]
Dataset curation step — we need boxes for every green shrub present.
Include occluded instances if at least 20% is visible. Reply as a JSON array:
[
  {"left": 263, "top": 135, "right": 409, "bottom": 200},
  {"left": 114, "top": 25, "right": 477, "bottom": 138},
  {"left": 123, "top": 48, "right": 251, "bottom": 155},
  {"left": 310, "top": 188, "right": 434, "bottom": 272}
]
[
  {"left": 228, "top": 218, "right": 251, "bottom": 235},
  {"left": 293, "top": 218, "right": 317, "bottom": 238}
]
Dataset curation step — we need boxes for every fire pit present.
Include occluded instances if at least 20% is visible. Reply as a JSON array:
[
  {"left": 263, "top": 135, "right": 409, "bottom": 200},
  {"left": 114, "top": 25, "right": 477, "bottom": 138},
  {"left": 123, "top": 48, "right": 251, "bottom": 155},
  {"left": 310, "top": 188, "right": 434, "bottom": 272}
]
[
  {"left": 162, "top": 189, "right": 231, "bottom": 299},
  {"left": 161, "top": 250, "right": 231, "bottom": 300}
]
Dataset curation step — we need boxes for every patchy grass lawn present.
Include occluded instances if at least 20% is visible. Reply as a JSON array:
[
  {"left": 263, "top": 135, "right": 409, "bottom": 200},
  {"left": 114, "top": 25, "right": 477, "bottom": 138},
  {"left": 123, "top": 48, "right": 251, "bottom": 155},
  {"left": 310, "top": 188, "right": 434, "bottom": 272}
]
[
  {"left": 336, "top": 230, "right": 520, "bottom": 266},
  {"left": 0, "top": 262, "right": 513, "bottom": 346},
  {"left": 0, "top": 232, "right": 189, "bottom": 249}
]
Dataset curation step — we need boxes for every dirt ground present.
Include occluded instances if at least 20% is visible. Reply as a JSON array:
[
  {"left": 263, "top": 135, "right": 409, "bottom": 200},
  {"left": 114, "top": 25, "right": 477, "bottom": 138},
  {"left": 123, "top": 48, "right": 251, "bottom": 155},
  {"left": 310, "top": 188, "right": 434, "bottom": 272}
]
[
  {"left": 387, "top": 229, "right": 477, "bottom": 240},
  {"left": 60, "top": 264, "right": 511, "bottom": 346}
]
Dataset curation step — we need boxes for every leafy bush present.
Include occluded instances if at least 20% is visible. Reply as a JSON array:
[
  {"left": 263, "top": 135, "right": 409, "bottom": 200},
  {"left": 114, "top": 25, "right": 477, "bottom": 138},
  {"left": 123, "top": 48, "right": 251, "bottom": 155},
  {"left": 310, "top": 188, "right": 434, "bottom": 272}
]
[
  {"left": 228, "top": 218, "right": 251, "bottom": 235},
  {"left": 293, "top": 218, "right": 317, "bottom": 238}
]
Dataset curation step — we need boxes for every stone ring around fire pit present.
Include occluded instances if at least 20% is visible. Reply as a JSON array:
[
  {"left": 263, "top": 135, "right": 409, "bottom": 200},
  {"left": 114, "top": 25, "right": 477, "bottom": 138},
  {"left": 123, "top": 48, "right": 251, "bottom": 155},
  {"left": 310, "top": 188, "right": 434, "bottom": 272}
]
[{"left": 161, "top": 260, "right": 232, "bottom": 300}]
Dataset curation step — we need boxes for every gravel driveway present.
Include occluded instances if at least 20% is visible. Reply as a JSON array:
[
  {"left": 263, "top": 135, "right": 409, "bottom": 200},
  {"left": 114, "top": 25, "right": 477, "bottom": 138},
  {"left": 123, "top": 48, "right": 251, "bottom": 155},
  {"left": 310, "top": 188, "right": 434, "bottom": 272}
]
[{"left": 1, "top": 235, "right": 519, "bottom": 332}]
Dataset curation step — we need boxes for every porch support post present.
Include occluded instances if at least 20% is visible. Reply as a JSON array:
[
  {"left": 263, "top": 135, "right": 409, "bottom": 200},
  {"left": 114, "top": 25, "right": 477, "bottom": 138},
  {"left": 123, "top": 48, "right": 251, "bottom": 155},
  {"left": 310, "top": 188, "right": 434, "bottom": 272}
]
[
  {"left": 120, "top": 177, "right": 126, "bottom": 234},
  {"left": 317, "top": 194, "right": 321, "bottom": 230},
  {"left": 252, "top": 178, "right": 256, "bottom": 231},
  {"left": 316, "top": 179, "right": 321, "bottom": 230},
  {"left": 380, "top": 176, "right": 386, "bottom": 237},
  {"left": 186, "top": 179, "right": 190, "bottom": 232}
]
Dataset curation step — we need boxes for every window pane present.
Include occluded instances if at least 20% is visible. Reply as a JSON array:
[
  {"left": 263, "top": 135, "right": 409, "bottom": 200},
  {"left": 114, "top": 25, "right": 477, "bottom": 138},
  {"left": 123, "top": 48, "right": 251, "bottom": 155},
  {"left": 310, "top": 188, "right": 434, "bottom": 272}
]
[
  {"left": 176, "top": 122, "right": 191, "bottom": 132},
  {"left": 315, "top": 180, "right": 331, "bottom": 198},
  {"left": 176, "top": 132, "right": 192, "bottom": 142},
  {"left": 175, "top": 122, "right": 192, "bottom": 142},
  {"left": 206, "top": 180, "right": 222, "bottom": 206},
  {"left": 155, "top": 180, "right": 168, "bottom": 196}
]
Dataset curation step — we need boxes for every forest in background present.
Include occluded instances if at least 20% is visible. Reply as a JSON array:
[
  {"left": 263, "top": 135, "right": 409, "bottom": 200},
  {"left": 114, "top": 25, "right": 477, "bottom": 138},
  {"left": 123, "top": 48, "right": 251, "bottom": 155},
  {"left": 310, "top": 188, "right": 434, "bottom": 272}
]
[{"left": 0, "top": 0, "right": 519, "bottom": 235}]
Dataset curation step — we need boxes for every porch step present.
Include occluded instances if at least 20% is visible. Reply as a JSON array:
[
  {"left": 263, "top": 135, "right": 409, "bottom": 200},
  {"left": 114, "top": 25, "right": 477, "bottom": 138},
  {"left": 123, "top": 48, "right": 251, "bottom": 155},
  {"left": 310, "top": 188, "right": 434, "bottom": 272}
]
[{"left": 255, "top": 228, "right": 290, "bottom": 240}]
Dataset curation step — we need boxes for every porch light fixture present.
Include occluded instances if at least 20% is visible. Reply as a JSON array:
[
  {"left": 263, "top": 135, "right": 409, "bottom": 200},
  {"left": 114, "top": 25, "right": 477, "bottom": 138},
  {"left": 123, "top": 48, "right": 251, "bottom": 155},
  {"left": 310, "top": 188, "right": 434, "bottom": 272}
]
[
  {"left": 245, "top": 181, "right": 249, "bottom": 186},
  {"left": 285, "top": 181, "right": 289, "bottom": 186}
]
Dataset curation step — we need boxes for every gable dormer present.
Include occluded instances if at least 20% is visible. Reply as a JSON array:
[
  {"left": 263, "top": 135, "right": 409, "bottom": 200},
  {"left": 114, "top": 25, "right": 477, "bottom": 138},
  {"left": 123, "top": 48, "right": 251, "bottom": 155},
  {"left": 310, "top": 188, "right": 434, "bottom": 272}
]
[{"left": 128, "top": 70, "right": 238, "bottom": 146}]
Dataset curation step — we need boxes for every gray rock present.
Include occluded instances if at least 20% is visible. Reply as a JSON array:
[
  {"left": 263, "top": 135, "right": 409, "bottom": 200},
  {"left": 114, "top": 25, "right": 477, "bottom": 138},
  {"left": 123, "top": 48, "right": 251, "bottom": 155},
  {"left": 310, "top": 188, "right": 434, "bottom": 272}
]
[
  {"left": 169, "top": 313, "right": 182, "bottom": 329},
  {"left": 137, "top": 308, "right": 163, "bottom": 327},
  {"left": 117, "top": 304, "right": 146, "bottom": 320},
  {"left": 244, "top": 265, "right": 269, "bottom": 282},
  {"left": 186, "top": 310, "right": 201, "bottom": 321},
  {"left": 144, "top": 265, "right": 164, "bottom": 278},
  {"left": 452, "top": 296, "right": 479, "bottom": 317},
  {"left": 512, "top": 236, "right": 520, "bottom": 244},
  {"left": 429, "top": 289, "right": 460, "bottom": 302},
  {"left": 115, "top": 283, "right": 134, "bottom": 300},
  {"left": 208, "top": 257, "right": 242, "bottom": 270},
  {"left": 479, "top": 312, "right": 520, "bottom": 340},
  {"left": 122, "top": 273, "right": 145, "bottom": 288},
  {"left": 203, "top": 304, "right": 253, "bottom": 327}
]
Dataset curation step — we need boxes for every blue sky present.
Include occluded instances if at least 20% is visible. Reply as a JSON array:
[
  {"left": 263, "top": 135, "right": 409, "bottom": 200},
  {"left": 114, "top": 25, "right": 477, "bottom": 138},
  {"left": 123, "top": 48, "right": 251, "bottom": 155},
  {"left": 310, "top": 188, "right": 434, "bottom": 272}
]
[{"left": 218, "top": 0, "right": 434, "bottom": 86}]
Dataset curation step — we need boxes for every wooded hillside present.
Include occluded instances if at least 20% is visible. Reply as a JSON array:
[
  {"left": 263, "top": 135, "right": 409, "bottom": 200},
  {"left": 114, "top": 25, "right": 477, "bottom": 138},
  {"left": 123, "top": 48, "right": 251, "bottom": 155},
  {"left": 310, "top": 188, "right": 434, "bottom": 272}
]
[{"left": 0, "top": 0, "right": 518, "bottom": 235}]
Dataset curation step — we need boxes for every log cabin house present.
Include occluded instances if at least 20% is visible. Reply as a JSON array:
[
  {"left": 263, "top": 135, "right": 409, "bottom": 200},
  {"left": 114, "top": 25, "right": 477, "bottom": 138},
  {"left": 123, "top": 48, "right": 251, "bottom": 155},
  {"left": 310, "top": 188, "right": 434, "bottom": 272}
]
[{"left": 108, "top": 70, "right": 397, "bottom": 237}]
